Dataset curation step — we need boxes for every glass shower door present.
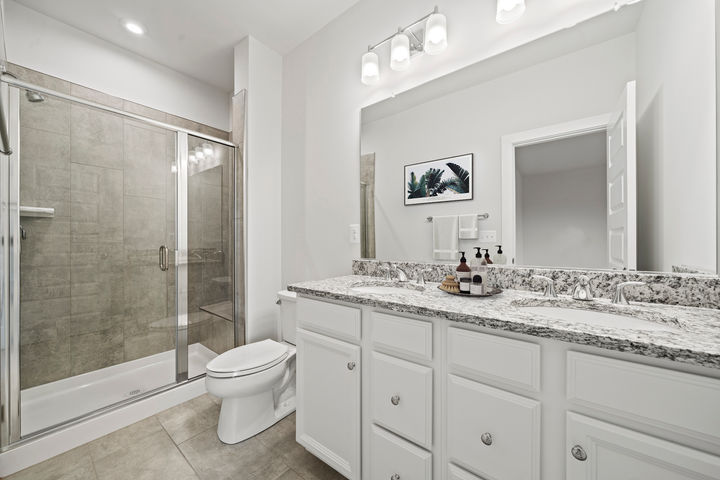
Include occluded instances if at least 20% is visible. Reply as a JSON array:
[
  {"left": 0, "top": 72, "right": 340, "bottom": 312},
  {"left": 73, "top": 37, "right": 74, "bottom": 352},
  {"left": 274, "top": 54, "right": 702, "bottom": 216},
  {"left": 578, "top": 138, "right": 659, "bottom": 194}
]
[{"left": 8, "top": 86, "right": 180, "bottom": 438}]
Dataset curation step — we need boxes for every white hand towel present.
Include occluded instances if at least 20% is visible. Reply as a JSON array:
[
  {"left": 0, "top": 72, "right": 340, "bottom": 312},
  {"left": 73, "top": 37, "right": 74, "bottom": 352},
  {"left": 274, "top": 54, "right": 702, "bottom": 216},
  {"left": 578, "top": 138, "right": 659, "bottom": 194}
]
[
  {"left": 458, "top": 214, "right": 479, "bottom": 239},
  {"left": 433, "top": 215, "right": 459, "bottom": 261}
]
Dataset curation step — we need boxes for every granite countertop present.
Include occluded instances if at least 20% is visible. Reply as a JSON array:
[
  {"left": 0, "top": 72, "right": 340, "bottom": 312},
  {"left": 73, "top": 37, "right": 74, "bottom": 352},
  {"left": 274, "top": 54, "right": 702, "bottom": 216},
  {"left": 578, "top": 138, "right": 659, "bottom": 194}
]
[{"left": 288, "top": 275, "right": 720, "bottom": 370}]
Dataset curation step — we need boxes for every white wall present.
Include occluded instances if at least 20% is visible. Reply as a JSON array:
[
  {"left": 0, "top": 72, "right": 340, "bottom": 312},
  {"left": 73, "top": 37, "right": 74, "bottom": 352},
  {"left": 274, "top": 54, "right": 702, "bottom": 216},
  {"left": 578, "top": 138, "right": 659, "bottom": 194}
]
[
  {"left": 281, "top": 0, "right": 622, "bottom": 284},
  {"left": 518, "top": 165, "right": 607, "bottom": 269},
  {"left": 360, "top": 35, "right": 635, "bottom": 263},
  {"left": 636, "top": 0, "right": 717, "bottom": 272},
  {"left": 4, "top": 1, "right": 230, "bottom": 130},
  {"left": 234, "top": 37, "right": 283, "bottom": 342}
]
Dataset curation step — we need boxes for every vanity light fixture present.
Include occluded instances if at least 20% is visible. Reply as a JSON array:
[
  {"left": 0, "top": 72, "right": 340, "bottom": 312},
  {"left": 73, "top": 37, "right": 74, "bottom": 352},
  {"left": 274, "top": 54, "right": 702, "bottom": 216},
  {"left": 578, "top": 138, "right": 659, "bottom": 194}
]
[
  {"left": 194, "top": 146, "right": 205, "bottom": 161},
  {"left": 496, "top": 0, "right": 526, "bottom": 24},
  {"left": 189, "top": 153, "right": 197, "bottom": 164},
  {"left": 360, "top": 6, "right": 447, "bottom": 85},
  {"left": 202, "top": 143, "right": 213, "bottom": 157},
  {"left": 123, "top": 20, "right": 145, "bottom": 35}
]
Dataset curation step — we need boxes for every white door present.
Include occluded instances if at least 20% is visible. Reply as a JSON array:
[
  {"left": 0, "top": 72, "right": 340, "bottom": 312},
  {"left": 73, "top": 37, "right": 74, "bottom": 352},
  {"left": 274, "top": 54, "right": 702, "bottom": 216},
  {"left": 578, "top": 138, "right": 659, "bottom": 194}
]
[
  {"left": 606, "top": 81, "right": 637, "bottom": 270},
  {"left": 567, "top": 413, "right": 720, "bottom": 479},
  {"left": 296, "top": 329, "right": 361, "bottom": 480}
]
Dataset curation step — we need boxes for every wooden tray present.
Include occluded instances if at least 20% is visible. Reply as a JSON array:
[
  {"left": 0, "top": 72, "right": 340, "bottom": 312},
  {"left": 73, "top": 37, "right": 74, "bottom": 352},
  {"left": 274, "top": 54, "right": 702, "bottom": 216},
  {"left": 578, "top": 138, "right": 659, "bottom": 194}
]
[{"left": 437, "top": 286, "right": 503, "bottom": 297}]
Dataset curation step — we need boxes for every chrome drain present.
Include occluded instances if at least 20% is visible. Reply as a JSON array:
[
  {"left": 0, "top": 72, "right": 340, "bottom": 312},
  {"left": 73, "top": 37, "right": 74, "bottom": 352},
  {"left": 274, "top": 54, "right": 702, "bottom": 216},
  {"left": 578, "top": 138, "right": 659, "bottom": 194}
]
[{"left": 127, "top": 389, "right": 142, "bottom": 396}]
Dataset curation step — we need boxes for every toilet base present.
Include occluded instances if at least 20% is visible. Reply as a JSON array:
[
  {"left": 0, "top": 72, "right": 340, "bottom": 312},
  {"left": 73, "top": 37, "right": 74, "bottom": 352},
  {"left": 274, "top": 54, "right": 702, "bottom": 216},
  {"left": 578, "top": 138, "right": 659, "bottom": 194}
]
[{"left": 216, "top": 390, "right": 296, "bottom": 444}]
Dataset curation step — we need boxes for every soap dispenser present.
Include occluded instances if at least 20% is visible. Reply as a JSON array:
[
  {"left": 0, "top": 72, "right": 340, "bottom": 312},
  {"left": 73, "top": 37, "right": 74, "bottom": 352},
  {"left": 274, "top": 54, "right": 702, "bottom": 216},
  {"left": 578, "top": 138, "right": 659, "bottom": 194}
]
[
  {"left": 456, "top": 251, "right": 471, "bottom": 293},
  {"left": 482, "top": 248, "right": 493, "bottom": 265},
  {"left": 492, "top": 245, "right": 507, "bottom": 265}
]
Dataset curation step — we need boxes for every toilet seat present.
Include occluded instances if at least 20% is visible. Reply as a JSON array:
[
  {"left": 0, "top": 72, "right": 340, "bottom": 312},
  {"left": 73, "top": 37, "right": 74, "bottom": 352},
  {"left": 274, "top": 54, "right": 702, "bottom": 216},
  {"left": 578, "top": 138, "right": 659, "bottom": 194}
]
[{"left": 206, "top": 339, "right": 289, "bottom": 379}]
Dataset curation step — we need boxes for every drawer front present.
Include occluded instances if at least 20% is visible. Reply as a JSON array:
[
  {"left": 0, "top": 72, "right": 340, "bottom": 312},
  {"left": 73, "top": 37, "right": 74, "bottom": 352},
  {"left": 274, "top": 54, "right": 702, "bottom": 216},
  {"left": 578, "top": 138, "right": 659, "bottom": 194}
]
[
  {"left": 372, "top": 352, "right": 433, "bottom": 448},
  {"left": 371, "top": 425, "right": 432, "bottom": 480},
  {"left": 447, "top": 374, "right": 541, "bottom": 480},
  {"left": 297, "top": 297, "right": 361, "bottom": 342},
  {"left": 567, "top": 412, "right": 720, "bottom": 479},
  {"left": 448, "top": 327, "right": 540, "bottom": 392},
  {"left": 567, "top": 352, "right": 720, "bottom": 444},
  {"left": 372, "top": 311, "right": 432, "bottom": 361},
  {"left": 447, "top": 463, "right": 483, "bottom": 480}
]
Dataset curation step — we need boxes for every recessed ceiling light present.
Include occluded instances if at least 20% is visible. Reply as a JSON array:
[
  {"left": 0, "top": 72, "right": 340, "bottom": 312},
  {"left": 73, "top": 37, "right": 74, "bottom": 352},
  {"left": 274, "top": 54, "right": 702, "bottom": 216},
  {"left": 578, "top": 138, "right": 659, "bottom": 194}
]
[{"left": 123, "top": 21, "right": 145, "bottom": 35}]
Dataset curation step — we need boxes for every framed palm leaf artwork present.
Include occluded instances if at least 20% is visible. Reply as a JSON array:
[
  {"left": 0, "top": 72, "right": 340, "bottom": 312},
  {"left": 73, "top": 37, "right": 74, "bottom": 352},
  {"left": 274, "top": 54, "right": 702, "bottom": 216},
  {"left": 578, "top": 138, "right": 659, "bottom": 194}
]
[{"left": 404, "top": 153, "right": 473, "bottom": 205}]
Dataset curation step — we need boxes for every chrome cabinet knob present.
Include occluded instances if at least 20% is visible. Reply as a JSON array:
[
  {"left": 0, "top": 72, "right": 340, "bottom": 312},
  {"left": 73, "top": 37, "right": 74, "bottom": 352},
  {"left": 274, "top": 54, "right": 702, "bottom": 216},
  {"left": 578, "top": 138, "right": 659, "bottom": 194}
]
[
  {"left": 390, "top": 395, "right": 400, "bottom": 406},
  {"left": 390, "top": 475, "right": 400, "bottom": 480},
  {"left": 481, "top": 432, "right": 493, "bottom": 446},
  {"left": 571, "top": 445, "right": 587, "bottom": 461},
  {"left": 347, "top": 362, "right": 356, "bottom": 371}
]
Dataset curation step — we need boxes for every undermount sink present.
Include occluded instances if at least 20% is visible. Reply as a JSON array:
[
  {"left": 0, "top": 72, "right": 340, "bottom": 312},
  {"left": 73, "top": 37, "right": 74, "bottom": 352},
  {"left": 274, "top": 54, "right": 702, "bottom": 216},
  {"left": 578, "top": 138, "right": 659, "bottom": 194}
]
[
  {"left": 350, "top": 285, "right": 420, "bottom": 295},
  {"left": 520, "top": 306, "right": 679, "bottom": 332}
]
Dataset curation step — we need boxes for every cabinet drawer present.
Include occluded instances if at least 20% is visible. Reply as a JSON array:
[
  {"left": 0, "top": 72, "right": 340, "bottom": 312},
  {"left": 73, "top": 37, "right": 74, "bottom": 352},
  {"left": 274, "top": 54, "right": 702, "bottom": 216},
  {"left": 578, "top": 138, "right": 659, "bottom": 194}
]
[
  {"left": 297, "top": 297, "right": 361, "bottom": 342},
  {"left": 371, "top": 425, "right": 432, "bottom": 480},
  {"left": 372, "top": 352, "right": 433, "bottom": 448},
  {"left": 448, "top": 327, "right": 541, "bottom": 392},
  {"left": 447, "top": 374, "right": 541, "bottom": 480},
  {"left": 372, "top": 311, "right": 432, "bottom": 361},
  {"left": 567, "top": 412, "right": 720, "bottom": 479},
  {"left": 567, "top": 352, "right": 720, "bottom": 444},
  {"left": 447, "top": 463, "right": 483, "bottom": 480}
]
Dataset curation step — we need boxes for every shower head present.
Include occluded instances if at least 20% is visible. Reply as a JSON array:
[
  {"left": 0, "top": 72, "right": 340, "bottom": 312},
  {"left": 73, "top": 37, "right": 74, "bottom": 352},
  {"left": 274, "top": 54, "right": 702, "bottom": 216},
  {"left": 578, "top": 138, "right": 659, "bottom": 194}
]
[{"left": 25, "top": 90, "right": 45, "bottom": 103}]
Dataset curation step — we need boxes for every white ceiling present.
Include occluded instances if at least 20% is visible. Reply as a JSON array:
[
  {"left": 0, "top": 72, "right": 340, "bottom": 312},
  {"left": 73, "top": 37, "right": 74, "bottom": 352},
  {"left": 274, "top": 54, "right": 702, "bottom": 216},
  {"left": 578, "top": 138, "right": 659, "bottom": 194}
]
[
  {"left": 516, "top": 131, "right": 607, "bottom": 176},
  {"left": 13, "top": 0, "right": 362, "bottom": 92}
]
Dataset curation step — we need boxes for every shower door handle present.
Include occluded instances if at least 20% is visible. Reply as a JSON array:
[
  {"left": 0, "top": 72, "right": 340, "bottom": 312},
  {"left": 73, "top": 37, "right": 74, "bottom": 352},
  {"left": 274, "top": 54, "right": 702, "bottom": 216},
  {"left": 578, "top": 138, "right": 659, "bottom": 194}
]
[{"left": 158, "top": 245, "right": 169, "bottom": 271}]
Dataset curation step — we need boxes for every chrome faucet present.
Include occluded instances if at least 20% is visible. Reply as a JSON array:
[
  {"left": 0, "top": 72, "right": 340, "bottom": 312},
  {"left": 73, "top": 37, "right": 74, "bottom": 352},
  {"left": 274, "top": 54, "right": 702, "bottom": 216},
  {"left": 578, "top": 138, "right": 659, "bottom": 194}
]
[
  {"left": 392, "top": 264, "right": 409, "bottom": 282},
  {"left": 612, "top": 281, "right": 645, "bottom": 304},
  {"left": 572, "top": 275, "right": 594, "bottom": 301},
  {"left": 532, "top": 275, "right": 557, "bottom": 297}
]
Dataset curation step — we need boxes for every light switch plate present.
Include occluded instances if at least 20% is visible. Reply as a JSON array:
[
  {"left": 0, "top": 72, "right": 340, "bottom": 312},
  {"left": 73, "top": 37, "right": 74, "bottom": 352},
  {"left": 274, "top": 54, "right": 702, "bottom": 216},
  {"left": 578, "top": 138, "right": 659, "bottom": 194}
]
[
  {"left": 478, "top": 230, "right": 497, "bottom": 242},
  {"left": 349, "top": 224, "right": 361, "bottom": 244}
]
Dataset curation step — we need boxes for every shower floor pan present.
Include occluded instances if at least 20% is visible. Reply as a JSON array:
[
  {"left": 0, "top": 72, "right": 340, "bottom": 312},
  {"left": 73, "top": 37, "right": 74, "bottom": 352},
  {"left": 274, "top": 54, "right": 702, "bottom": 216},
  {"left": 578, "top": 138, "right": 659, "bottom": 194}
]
[{"left": 20, "top": 343, "right": 217, "bottom": 436}]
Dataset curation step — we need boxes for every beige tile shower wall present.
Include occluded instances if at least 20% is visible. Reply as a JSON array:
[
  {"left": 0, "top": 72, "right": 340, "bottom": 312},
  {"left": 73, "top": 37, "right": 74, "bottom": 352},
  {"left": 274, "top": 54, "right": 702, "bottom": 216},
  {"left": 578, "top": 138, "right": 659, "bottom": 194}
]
[{"left": 13, "top": 64, "right": 231, "bottom": 389}]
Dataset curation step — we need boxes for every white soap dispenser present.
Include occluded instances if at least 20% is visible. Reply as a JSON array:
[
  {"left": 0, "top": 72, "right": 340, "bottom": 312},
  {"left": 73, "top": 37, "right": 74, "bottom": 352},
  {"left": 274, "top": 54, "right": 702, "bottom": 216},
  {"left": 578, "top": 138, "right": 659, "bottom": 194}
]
[{"left": 492, "top": 245, "right": 507, "bottom": 265}]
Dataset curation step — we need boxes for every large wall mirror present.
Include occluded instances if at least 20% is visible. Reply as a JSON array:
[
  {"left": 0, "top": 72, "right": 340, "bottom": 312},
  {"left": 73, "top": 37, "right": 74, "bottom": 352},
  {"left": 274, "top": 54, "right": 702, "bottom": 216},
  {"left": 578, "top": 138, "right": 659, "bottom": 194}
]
[{"left": 360, "top": 0, "right": 717, "bottom": 275}]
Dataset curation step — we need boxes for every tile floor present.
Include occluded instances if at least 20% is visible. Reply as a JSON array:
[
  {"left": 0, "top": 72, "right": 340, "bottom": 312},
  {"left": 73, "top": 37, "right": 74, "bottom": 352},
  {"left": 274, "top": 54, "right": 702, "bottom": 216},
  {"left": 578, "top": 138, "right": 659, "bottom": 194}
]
[{"left": 6, "top": 394, "right": 345, "bottom": 480}]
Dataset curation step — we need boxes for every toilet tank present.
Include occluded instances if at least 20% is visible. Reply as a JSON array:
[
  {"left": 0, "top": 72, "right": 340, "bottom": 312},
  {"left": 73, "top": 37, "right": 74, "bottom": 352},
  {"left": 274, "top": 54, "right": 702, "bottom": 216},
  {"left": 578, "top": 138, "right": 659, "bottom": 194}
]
[{"left": 277, "top": 290, "right": 297, "bottom": 345}]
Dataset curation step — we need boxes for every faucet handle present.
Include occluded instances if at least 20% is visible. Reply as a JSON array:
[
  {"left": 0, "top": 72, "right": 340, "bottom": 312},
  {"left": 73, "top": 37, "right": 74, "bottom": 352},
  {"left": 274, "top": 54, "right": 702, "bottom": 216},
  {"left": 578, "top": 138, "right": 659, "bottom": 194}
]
[
  {"left": 613, "top": 281, "right": 645, "bottom": 305},
  {"left": 416, "top": 268, "right": 432, "bottom": 286},
  {"left": 532, "top": 275, "right": 557, "bottom": 298},
  {"left": 572, "top": 275, "right": 594, "bottom": 301},
  {"left": 378, "top": 264, "right": 391, "bottom": 281}
]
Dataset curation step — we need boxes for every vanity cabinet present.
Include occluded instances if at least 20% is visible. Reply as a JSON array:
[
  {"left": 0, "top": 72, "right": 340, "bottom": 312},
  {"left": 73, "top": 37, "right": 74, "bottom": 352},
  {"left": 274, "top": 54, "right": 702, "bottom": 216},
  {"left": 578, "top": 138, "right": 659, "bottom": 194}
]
[
  {"left": 294, "top": 295, "right": 720, "bottom": 480},
  {"left": 566, "top": 412, "right": 720, "bottom": 479},
  {"left": 295, "top": 299, "right": 362, "bottom": 480}
]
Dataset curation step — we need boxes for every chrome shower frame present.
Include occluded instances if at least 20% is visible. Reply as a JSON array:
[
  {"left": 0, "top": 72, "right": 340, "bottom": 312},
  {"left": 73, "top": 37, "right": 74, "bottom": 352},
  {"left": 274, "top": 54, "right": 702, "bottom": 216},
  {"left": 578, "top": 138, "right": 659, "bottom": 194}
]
[{"left": 0, "top": 74, "right": 247, "bottom": 450}]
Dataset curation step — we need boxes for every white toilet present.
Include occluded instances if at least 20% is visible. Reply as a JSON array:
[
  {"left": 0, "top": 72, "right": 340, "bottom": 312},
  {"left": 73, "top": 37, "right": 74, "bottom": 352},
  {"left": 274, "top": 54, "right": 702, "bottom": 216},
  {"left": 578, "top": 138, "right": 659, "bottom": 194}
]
[{"left": 205, "top": 290, "right": 297, "bottom": 444}]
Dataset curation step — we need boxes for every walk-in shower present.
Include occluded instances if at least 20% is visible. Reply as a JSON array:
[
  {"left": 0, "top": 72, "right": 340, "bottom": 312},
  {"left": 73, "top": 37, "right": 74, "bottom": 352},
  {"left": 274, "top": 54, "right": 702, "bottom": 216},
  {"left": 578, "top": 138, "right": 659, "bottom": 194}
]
[{"left": 0, "top": 71, "right": 245, "bottom": 450}]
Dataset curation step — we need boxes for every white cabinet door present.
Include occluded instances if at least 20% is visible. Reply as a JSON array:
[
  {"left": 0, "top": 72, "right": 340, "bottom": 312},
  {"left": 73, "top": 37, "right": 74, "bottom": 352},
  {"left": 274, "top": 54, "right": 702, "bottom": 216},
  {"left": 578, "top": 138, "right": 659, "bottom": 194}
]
[
  {"left": 447, "top": 374, "right": 541, "bottom": 480},
  {"left": 567, "top": 413, "right": 720, "bottom": 480},
  {"left": 371, "top": 425, "right": 432, "bottom": 480},
  {"left": 296, "top": 329, "right": 361, "bottom": 480}
]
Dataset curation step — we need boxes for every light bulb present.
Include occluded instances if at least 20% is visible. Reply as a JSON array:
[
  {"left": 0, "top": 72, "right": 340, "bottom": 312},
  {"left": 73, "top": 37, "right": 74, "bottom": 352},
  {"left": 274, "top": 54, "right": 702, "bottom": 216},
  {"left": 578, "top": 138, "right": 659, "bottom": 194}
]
[
  {"left": 361, "top": 51, "right": 380, "bottom": 85},
  {"left": 202, "top": 143, "right": 213, "bottom": 156},
  {"left": 194, "top": 146, "right": 205, "bottom": 160},
  {"left": 123, "top": 21, "right": 145, "bottom": 35},
  {"left": 189, "top": 154, "right": 197, "bottom": 164},
  {"left": 496, "top": 0, "right": 526, "bottom": 24},
  {"left": 390, "top": 31, "right": 410, "bottom": 71},
  {"left": 424, "top": 12, "right": 447, "bottom": 55}
]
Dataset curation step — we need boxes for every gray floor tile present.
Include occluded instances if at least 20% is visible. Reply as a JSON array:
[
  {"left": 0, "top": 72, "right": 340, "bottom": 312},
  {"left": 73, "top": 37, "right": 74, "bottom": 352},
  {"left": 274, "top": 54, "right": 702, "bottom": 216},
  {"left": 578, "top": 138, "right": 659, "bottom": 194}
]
[
  {"left": 156, "top": 394, "right": 220, "bottom": 445},
  {"left": 178, "top": 428, "right": 287, "bottom": 480},
  {"left": 92, "top": 430, "right": 198, "bottom": 480},
  {"left": 87, "top": 416, "right": 164, "bottom": 462},
  {"left": 281, "top": 440, "right": 346, "bottom": 480},
  {"left": 7, "top": 445, "right": 97, "bottom": 480}
]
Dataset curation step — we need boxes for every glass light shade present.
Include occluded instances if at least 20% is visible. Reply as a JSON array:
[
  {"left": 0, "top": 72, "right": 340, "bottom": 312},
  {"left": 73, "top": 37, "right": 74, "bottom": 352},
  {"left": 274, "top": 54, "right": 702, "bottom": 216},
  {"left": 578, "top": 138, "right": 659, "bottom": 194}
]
[
  {"left": 361, "top": 51, "right": 380, "bottom": 85},
  {"left": 202, "top": 143, "right": 213, "bottom": 156},
  {"left": 390, "top": 32, "right": 411, "bottom": 71},
  {"left": 194, "top": 147, "right": 205, "bottom": 160},
  {"left": 188, "top": 154, "right": 197, "bottom": 164},
  {"left": 424, "top": 13, "right": 447, "bottom": 55},
  {"left": 496, "top": 0, "right": 526, "bottom": 24}
]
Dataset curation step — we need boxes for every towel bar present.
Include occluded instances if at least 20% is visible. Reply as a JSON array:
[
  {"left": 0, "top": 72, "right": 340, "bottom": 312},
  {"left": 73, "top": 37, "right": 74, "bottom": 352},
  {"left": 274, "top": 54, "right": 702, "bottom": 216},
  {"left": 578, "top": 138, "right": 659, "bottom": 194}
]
[{"left": 426, "top": 213, "right": 489, "bottom": 223}]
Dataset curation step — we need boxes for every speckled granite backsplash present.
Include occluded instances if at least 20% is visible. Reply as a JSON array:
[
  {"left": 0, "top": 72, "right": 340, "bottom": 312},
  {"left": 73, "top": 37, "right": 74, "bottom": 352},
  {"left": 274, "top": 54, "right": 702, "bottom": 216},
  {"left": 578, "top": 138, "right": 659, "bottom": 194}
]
[{"left": 352, "top": 259, "right": 720, "bottom": 309}]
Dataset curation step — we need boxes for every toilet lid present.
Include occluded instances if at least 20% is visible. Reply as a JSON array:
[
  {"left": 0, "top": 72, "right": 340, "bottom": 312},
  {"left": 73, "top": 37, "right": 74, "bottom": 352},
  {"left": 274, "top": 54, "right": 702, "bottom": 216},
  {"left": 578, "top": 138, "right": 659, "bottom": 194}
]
[{"left": 206, "top": 339, "right": 289, "bottom": 375}]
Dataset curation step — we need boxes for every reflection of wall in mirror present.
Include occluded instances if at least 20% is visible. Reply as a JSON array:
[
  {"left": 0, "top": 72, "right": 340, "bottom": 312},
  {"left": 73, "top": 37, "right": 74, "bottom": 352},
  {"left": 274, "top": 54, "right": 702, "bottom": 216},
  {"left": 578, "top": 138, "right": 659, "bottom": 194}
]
[{"left": 361, "top": 34, "right": 636, "bottom": 263}]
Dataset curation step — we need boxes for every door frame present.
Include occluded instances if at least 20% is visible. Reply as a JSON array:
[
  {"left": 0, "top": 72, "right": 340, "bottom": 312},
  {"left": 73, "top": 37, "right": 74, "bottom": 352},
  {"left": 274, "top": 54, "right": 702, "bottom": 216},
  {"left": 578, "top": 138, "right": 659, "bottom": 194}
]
[{"left": 500, "top": 114, "right": 610, "bottom": 266}]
